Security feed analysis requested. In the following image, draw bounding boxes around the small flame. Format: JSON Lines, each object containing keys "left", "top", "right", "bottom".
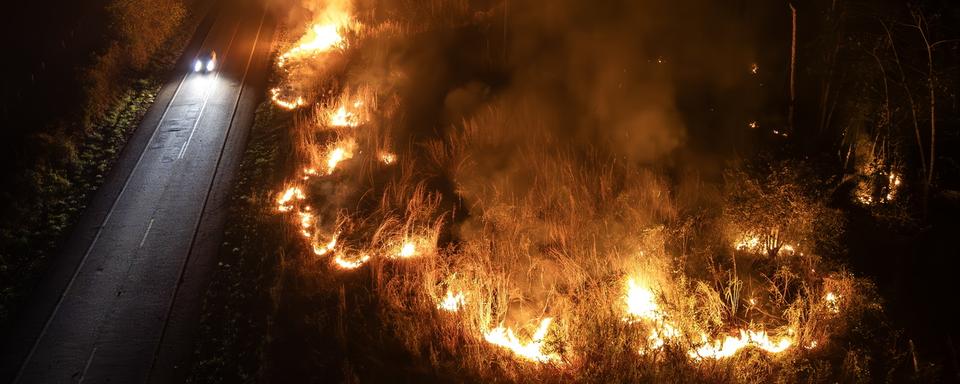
{"left": 270, "top": 87, "right": 306, "bottom": 110}
{"left": 277, "top": 186, "right": 305, "bottom": 212}
{"left": 751, "top": 63, "right": 760, "bottom": 74}
{"left": 438, "top": 290, "right": 465, "bottom": 312}
{"left": 483, "top": 318, "right": 560, "bottom": 363}
{"left": 325, "top": 139, "right": 356, "bottom": 175}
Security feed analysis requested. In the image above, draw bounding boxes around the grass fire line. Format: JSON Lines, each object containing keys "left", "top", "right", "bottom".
{"left": 262, "top": 0, "right": 875, "bottom": 380}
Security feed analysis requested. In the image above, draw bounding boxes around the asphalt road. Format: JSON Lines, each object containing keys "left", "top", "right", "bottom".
{"left": 0, "top": 2, "right": 275, "bottom": 383}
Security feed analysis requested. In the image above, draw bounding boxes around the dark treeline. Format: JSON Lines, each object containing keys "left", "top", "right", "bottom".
{"left": 763, "top": 0, "right": 960, "bottom": 377}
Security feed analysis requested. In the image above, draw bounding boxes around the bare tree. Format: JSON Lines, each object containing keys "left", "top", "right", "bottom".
{"left": 788, "top": 2, "right": 797, "bottom": 134}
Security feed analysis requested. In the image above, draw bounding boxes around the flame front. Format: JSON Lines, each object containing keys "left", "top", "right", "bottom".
{"left": 312, "top": 234, "right": 338, "bottom": 256}
{"left": 483, "top": 318, "right": 560, "bottom": 363}
{"left": 333, "top": 252, "right": 370, "bottom": 269}
{"left": 688, "top": 330, "right": 793, "bottom": 360}
{"left": 278, "top": 22, "right": 348, "bottom": 67}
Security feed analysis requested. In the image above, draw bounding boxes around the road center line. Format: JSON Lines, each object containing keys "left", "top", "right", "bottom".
{"left": 147, "top": 7, "right": 268, "bottom": 380}
{"left": 77, "top": 346, "right": 97, "bottom": 384}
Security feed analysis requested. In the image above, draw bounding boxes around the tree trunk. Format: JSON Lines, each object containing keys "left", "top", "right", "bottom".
{"left": 788, "top": 3, "right": 797, "bottom": 134}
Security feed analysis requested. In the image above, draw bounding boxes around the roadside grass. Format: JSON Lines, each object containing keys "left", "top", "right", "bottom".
{"left": 189, "top": 100, "right": 291, "bottom": 383}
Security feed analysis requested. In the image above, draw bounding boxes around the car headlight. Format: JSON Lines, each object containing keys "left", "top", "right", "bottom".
{"left": 194, "top": 60, "right": 203, "bottom": 72}
{"left": 206, "top": 60, "right": 216, "bottom": 71}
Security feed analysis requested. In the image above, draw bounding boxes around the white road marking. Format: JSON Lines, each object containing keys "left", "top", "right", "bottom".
{"left": 139, "top": 218, "right": 155, "bottom": 248}
{"left": 177, "top": 78, "right": 218, "bottom": 159}
{"left": 77, "top": 346, "right": 97, "bottom": 384}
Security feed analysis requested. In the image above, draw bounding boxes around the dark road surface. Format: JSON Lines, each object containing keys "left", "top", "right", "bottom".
{"left": 0, "top": 2, "right": 275, "bottom": 383}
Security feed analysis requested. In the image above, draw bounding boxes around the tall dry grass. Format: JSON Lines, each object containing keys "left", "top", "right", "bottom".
{"left": 265, "top": 2, "right": 900, "bottom": 382}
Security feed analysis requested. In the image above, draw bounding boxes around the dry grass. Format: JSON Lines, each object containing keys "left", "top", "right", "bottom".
{"left": 259, "top": 2, "right": 908, "bottom": 382}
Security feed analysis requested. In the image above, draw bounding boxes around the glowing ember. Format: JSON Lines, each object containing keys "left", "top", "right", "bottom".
{"left": 278, "top": 22, "right": 348, "bottom": 67}
{"left": 277, "top": 186, "right": 305, "bottom": 212}
{"left": 688, "top": 330, "right": 793, "bottom": 360}
{"left": 483, "top": 318, "right": 560, "bottom": 363}
{"left": 379, "top": 151, "right": 396, "bottom": 165}
{"left": 748, "top": 121, "right": 759, "bottom": 129}
{"left": 270, "top": 87, "right": 306, "bottom": 110}
{"left": 751, "top": 63, "right": 760, "bottom": 74}
{"left": 312, "top": 234, "right": 338, "bottom": 256}
{"left": 437, "top": 290, "right": 465, "bottom": 312}
{"left": 333, "top": 253, "right": 371, "bottom": 269}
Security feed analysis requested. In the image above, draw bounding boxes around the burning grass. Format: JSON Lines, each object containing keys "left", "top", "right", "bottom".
{"left": 268, "top": 93, "right": 890, "bottom": 380}
{"left": 255, "top": 1, "right": 909, "bottom": 382}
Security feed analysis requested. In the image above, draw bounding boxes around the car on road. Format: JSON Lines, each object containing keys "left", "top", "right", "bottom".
{"left": 193, "top": 51, "right": 217, "bottom": 73}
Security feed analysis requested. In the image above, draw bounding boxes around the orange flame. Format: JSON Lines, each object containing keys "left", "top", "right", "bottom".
{"left": 483, "top": 318, "right": 560, "bottom": 363}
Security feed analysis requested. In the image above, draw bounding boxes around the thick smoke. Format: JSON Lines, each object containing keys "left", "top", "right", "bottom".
{"left": 276, "top": 0, "right": 765, "bottom": 325}
{"left": 498, "top": 1, "right": 687, "bottom": 163}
